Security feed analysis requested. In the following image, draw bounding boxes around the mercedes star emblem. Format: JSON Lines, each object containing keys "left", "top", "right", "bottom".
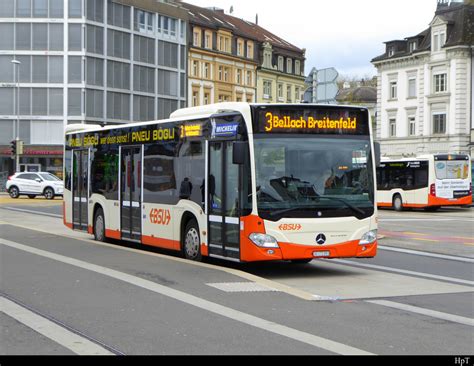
{"left": 316, "top": 234, "right": 327, "bottom": 245}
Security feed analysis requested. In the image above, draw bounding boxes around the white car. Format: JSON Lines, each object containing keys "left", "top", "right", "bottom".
{"left": 6, "top": 172, "right": 64, "bottom": 200}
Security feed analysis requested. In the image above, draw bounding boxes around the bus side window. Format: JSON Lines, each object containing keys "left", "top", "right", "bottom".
{"left": 179, "top": 178, "right": 193, "bottom": 199}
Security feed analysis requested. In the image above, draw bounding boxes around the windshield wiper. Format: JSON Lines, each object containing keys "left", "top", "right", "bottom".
{"left": 318, "top": 196, "right": 365, "bottom": 216}
{"left": 269, "top": 206, "right": 311, "bottom": 218}
{"left": 268, "top": 198, "right": 366, "bottom": 219}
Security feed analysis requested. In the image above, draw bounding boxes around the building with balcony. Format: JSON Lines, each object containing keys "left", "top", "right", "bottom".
{"left": 371, "top": 0, "right": 473, "bottom": 160}
{"left": 0, "top": 0, "right": 188, "bottom": 178}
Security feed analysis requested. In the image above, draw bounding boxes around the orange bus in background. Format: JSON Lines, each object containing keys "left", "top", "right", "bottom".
{"left": 376, "top": 154, "right": 472, "bottom": 211}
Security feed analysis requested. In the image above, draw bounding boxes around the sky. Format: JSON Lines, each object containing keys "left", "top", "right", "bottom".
{"left": 185, "top": 0, "right": 438, "bottom": 79}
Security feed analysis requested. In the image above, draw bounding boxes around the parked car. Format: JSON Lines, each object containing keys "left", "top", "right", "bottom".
{"left": 6, "top": 172, "right": 64, "bottom": 200}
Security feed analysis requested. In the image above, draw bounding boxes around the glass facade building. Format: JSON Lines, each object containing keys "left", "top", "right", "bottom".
{"left": 0, "top": 0, "right": 187, "bottom": 181}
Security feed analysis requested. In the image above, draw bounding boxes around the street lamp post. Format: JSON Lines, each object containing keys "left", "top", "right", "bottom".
{"left": 11, "top": 59, "right": 21, "bottom": 172}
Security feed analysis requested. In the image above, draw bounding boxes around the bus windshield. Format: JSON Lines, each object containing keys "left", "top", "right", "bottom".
{"left": 254, "top": 136, "right": 375, "bottom": 221}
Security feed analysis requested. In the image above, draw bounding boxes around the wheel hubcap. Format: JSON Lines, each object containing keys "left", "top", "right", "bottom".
{"left": 185, "top": 228, "right": 200, "bottom": 259}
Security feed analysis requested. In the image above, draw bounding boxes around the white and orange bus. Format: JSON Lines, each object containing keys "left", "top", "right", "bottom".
{"left": 376, "top": 154, "right": 472, "bottom": 211}
{"left": 63, "top": 103, "right": 378, "bottom": 263}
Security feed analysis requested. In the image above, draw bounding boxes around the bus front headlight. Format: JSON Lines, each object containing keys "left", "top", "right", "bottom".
{"left": 249, "top": 233, "right": 279, "bottom": 248}
{"left": 359, "top": 230, "right": 377, "bottom": 245}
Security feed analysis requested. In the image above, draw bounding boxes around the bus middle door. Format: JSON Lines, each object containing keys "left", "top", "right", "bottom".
{"left": 207, "top": 141, "right": 241, "bottom": 261}
{"left": 72, "top": 149, "right": 89, "bottom": 232}
{"left": 120, "top": 146, "right": 143, "bottom": 242}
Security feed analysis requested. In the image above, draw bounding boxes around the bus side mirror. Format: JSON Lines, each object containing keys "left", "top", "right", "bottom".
{"left": 374, "top": 142, "right": 381, "bottom": 167}
{"left": 233, "top": 141, "right": 248, "bottom": 165}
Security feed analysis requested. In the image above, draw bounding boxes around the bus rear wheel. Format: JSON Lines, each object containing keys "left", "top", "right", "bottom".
{"left": 183, "top": 220, "right": 202, "bottom": 262}
{"left": 393, "top": 194, "right": 404, "bottom": 212}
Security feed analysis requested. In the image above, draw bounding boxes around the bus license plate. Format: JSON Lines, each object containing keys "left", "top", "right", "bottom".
{"left": 313, "top": 251, "right": 330, "bottom": 258}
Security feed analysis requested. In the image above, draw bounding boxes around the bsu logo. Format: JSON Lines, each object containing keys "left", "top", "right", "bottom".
{"left": 150, "top": 208, "right": 171, "bottom": 226}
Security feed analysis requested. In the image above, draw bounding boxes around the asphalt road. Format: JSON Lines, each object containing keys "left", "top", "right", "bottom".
{"left": 0, "top": 198, "right": 472, "bottom": 355}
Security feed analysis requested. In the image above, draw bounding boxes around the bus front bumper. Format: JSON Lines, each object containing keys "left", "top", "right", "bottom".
{"left": 241, "top": 239, "right": 378, "bottom": 262}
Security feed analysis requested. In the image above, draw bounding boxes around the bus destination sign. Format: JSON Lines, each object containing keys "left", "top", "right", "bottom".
{"left": 254, "top": 106, "right": 369, "bottom": 136}
{"left": 263, "top": 112, "right": 357, "bottom": 133}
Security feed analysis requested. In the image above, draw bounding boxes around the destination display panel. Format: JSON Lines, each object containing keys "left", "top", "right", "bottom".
{"left": 252, "top": 105, "right": 370, "bottom": 136}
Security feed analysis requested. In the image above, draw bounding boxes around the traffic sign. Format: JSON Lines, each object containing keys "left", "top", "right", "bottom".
{"left": 317, "top": 68, "right": 338, "bottom": 83}
{"left": 305, "top": 67, "right": 317, "bottom": 84}
{"left": 316, "top": 83, "right": 339, "bottom": 103}
{"left": 303, "top": 67, "right": 339, "bottom": 104}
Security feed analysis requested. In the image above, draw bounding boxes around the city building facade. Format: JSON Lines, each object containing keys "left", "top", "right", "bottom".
{"left": 233, "top": 15, "right": 306, "bottom": 104}
{"left": 181, "top": 3, "right": 305, "bottom": 107}
{"left": 256, "top": 39, "right": 306, "bottom": 104}
{"left": 0, "top": 0, "right": 188, "bottom": 179}
{"left": 182, "top": 3, "right": 258, "bottom": 106}
{"left": 371, "top": 0, "right": 473, "bottom": 160}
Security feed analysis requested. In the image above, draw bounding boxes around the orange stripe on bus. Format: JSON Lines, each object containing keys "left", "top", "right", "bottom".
{"left": 378, "top": 194, "right": 472, "bottom": 209}
{"left": 105, "top": 229, "right": 121, "bottom": 240}
{"left": 141, "top": 235, "right": 180, "bottom": 251}
{"left": 428, "top": 195, "right": 472, "bottom": 206}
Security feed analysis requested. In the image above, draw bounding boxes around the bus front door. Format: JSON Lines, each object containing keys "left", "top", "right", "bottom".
{"left": 208, "top": 141, "right": 241, "bottom": 261}
{"left": 72, "top": 149, "right": 89, "bottom": 232}
{"left": 120, "top": 146, "right": 142, "bottom": 242}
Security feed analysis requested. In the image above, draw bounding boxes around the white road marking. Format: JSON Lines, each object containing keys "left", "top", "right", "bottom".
{"left": 278, "top": 261, "right": 472, "bottom": 301}
{"left": 329, "top": 259, "right": 474, "bottom": 286}
{"left": 0, "top": 219, "right": 315, "bottom": 301}
{"left": 207, "top": 282, "right": 279, "bottom": 293}
{"left": 367, "top": 300, "right": 474, "bottom": 327}
{"left": 378, "top": 245, "right": 474, "bottom": 263}
{"left": 380, "top": 218, "right": 474, "bottom": 222}
{"left": 2, "top": 207, "right": 62, "bottom": 218}
{"left": 0, "top": 297, "right": 114, "bottom": 355}
{"left": 0, "top": 238, "right": 373, "bottom": 355}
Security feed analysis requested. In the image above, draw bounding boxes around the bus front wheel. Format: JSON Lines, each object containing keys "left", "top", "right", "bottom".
{"left": 393, "top": 194, "right": 404, "bottom": 212}
{"left": 183, "top": 219, "right": 202, "bottom": 262}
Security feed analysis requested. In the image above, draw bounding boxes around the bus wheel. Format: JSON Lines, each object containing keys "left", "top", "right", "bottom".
{"left": 94, "top": 208, "right": 106, "bottom": 242}
{"left": 183, "top": 220, "right": 202, "bottom": 262}
{"left": 393, "top": 194, "right": 404, "bottom": 212}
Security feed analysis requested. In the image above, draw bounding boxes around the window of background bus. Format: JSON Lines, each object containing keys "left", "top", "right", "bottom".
{"left": 377, "top": 161, "right": 428, "bottom": 191}
{"left": 434, "top": 159, "right": 470, "bottom": 180}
